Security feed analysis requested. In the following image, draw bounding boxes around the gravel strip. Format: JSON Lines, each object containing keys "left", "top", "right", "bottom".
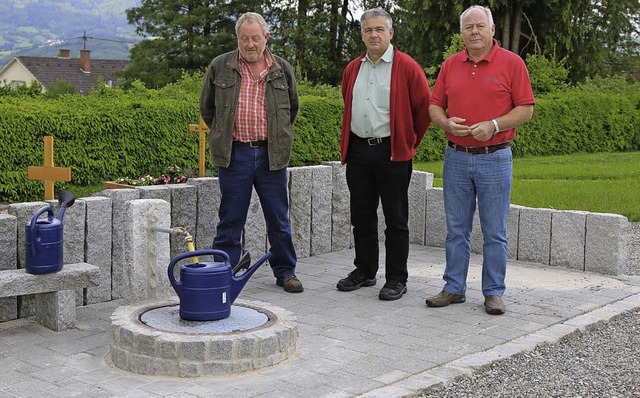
{"left": 420, "top": 309, "right": 640, "bottom": 398}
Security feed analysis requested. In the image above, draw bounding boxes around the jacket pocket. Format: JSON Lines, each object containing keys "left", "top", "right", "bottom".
{"left": 213, "top": 78, "right": 235, "bottom": 106}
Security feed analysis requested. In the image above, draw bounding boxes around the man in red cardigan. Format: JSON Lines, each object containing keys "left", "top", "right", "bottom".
{"left": 337, "top": 7, "right": 431, "bottom": 300}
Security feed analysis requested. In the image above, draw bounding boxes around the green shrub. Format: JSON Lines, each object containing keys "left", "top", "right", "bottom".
{"left": 1, "top": 74, "right": 639, "bottom": 203}
{"left": 526, "top": 53, "right": 569, "bottom": 94}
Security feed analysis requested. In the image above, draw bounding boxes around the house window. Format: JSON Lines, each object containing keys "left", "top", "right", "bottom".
{"left": 11, "top": 80, "right": 26, "bottom": 88}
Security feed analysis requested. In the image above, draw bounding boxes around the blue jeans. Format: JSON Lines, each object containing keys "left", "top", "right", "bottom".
{"left": 213, "top": 143, "right": 297, "bottom": 279}
{"left": 442, "top": 145, "right": 512, "bottom": 297}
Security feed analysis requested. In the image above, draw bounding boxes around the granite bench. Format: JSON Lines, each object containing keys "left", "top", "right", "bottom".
{"left": 0, "top": 263, "right": 100, "bottom": 331}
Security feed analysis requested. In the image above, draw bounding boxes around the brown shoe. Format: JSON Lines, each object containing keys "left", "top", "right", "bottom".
{"left": 425, "top": 289, "right": 466, "bottom": 307}
{"left": 276, "top": 275, "right": 303, "bottom": 293}
{"left": 484, "top": 295, "right": 506, "bottom": 315}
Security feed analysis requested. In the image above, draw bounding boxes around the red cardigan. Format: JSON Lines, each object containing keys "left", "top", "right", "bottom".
{"left": 340, "top": 47, "right": 431, "bottom": 164}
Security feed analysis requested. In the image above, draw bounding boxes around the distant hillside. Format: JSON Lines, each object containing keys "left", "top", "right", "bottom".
{"left": 0, "top": 0, "right": 141, "bottom": 67}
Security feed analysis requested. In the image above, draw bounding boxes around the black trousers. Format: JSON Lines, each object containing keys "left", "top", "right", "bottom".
{"left": 345, "top": 136, "right": 412, "bottom": 283}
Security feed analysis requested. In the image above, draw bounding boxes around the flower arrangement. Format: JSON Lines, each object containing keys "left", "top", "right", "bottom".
{"left": 114, "top": 165, "right": 196, "bottom": 186}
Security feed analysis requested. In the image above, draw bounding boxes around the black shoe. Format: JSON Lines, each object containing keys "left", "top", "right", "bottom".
{"left": 379, "top": 280, "right": 407, "bottom": 301}
{"left": 336, "top": 269, "right": 376, "bottom": 291}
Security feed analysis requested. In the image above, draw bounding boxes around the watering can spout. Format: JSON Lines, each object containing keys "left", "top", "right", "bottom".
{"left": 230, "top": 251, "right": 272, "bottom": 304}
{"left": 56, "top": 190, "right": 75, "bottom": 221}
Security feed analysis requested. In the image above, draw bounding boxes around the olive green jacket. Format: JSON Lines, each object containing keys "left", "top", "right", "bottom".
{"left": 199, "top": 49, "right": 299, "bottom": 170}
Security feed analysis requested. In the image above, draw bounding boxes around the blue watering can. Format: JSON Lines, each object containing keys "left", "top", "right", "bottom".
{"left": 167, "top": 249, "right": 272, "bottom": 321}
{"left": 24, "top": 190, "right": 75, "bottom": 274}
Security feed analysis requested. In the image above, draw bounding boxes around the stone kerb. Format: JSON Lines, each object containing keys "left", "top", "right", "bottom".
{"left": 168, "top": 184, "right": 198, "bottom": 260}
{"left": 507, "top": 205, "right": 524, "bottom": 260}
{"left": 289, "top": 166, "right": 314, "bottom": 258}
{"left": 100, "top": 188, "right": 140, "bottom": 300}
{"left": 122, "top": 199, "right": 172, "bottom": 304}
{"left": 409, "top": 171, "right": 432, "bottom": 245}
{"left": 186, "top": 177, "right": 219, "bottom": 252}
{"left": 585, "top": 212, "right": 628, "bottom": 275}
{"left": 83, "top": 196, "right": 113, "bottom": 304}
{"left": 517, "top": 207, "right": 553, "bottom": 264}
{"left": 470, "top": 211, "right": 482, "bottom": 254}
{"left": 7, "top": 201, "right": 47, "bottom": 317}
{"left": 48, "top": 198, "right": 86, "bottom": 306}
{"left": 0, "top": 213, "right": 17, "bottom": 321}
{"left": 325, "top": 161, "right": 352, "bottom": 251}
{"left": 425, "top": 188, "right": 446, "bottom": 248}
{"left": 245, "top": 188, "right": 268, "bottom": 259}
{"left": 311, "top": 166, "right": 332, "bottom": 255}
{"left": 551, "top": 210, "right": 588, "bottom": 270}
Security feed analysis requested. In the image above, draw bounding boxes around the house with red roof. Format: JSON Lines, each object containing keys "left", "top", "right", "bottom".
{"left": 0, "top": 49, "right": 129, "bottom": 94}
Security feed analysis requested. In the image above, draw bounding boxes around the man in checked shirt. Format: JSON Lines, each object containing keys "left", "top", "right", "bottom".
{"left": 199, "top": 12, "right": 302, "bottom": 293}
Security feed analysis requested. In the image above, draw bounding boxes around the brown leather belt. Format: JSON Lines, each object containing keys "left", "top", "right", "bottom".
{"left": 234, "top": 140, "right": 267, "bottom": 147}
{"left": 448, "top": 141, "right": 511, "bottom": 154}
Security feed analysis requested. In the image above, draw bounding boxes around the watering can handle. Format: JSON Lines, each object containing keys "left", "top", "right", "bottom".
{"left": 28, "top": 206, "right": 54, "bottom": 257}
{"left": 167, "top": 249, "right": 231, "bottom": 289}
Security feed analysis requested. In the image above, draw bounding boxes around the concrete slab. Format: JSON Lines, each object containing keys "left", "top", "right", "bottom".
{"left": 0, "top": 245, "right": 638, "bottom": 397}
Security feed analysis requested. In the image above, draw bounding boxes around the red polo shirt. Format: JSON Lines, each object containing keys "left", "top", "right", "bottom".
{"left": 430, "top": 39, "right": 535, "bottom": 146}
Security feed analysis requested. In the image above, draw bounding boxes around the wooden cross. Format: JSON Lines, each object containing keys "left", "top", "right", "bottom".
{"left": 188, "top": 117, "right": 208, "bottom": 177}
{"left": 28, "top": 136, "right": 71, "bottom": 200}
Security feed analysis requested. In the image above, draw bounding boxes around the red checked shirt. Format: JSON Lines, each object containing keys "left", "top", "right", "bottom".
{"left": 234, "top": 50, "right": 273, "bottom": 142}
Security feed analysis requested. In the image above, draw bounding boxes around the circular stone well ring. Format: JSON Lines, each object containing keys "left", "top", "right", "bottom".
{"left": 109, "top": 298, "right": 299, "bottom": 377}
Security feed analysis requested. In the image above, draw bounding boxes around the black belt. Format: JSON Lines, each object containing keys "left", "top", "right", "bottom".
{"left": 448, "top": 141, "right": 511, "bottom": 154}
{"left": 234, "top": 140, "right": 267, "bottom": 147}
{"left": 350, "top": 134, "right": 390, "bottom": 146}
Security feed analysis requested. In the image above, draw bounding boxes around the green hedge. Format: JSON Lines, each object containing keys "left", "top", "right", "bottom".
{"left": 1, "top": 82, "right": 639, "bottom": 203}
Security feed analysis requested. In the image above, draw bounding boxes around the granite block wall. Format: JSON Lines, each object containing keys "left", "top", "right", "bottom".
{"left": 48, "top": 198, "right": 86, "bottom": 305}
{"left": 244, "top": 188, "right": 268, "bottom": 261}
{"left": 168, "top": 184, "right": 198, "bottom": 260}
{"left": 289, "top": 167, "right": 314, "bottom": 258}
{"left": 0, "top": 167, "right": 634, "bottom": 324}
{"left": 585, "top": 213, "right": 629, "bottom": 275}
{"left": 7, "top": 201, "right": 47, "bottom": 317}
{"left": 551, "top": 210, "right": 587, "bottom": 270}
{"left": 326, "top": 161, "right": 351, "bottom": 252}
{"left": 83, "top": 196, "right": 113, "bottom": 304}
{"left": 409, "top": 171, "right": 431, "bottom": 245}
{"left": 425, "top": 188, "right": 446, "bottom": 248}
{"left": 0, "top": 214, "right": 17, "bottom": 321}
{"left": 186, "top": 177, "right": 219, "bottom": 252}
{"left": 100, "top": 188, "right": 140, "bottom": 299}
{"left": 310, "top": 166, "right": 332, "bottom": 256}
{"left": 518, "top": 207, "right": 553, "bottom": 265}
{"left": 123, "top": 199, "right": 172, "bottom": 303}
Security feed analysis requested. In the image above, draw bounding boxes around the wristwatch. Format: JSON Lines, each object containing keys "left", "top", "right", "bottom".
{"left": 491, "top": 118, "right": 500, "bottom": 135}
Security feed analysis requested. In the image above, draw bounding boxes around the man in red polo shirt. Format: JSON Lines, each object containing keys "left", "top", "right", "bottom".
{"left": 425, "top": 5, "right": 535, "bottom": 314}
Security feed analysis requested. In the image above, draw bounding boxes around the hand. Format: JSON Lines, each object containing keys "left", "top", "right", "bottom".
{"left": 446, "top": 117, "right": 471, "bottom": 137}
{"left": 470, "top": 121, "right": 494, "bottom": 142}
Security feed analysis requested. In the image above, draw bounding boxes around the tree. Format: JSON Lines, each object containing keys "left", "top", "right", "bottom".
{"left": 121, "top": 0, "right": 263, "bottom": 88}
{"left": 394, "top": 0, "right": 640, "bottom": 83}
{"left": 266, "top": 0, "right": 361, "bottom": 85}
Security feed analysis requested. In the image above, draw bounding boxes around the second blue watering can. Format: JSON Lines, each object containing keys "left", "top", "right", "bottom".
{"left": 168, "top": 249, "right": 272, "bottom": 321}
{"left": 24, "top": 190, "right": 75, "bottom": 274}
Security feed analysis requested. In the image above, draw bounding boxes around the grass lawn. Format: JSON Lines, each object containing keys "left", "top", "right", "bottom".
{"left": 414, "top": 151, "right": 640, "bottom": 222}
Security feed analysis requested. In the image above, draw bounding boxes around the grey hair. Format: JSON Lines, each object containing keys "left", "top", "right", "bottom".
{"left": 360, "top": 8, "right": 393, "bottom": 31}
{"left": 460, "top": 5, "right": 494, "bottom": 29}
{"left": 236, "top": 12, "right": 269, "bottom": 36}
